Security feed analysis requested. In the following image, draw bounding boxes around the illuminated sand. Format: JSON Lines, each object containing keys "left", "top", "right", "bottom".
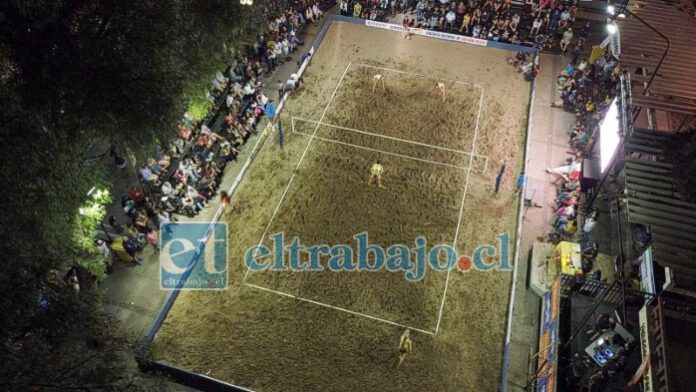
{"left": 151, "top": 22, "right": 531, "bottom": 391}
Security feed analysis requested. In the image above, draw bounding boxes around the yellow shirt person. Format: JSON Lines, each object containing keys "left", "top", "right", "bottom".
{"left": 397, "top": 329, "right": 413, "bottom": 368}
{"left": 368, "top": 161, "right": 384, "bottom": 188}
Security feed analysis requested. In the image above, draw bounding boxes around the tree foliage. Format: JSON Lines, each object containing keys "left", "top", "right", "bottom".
{"left": 0, "top": 0, "right": 276, "bottom": 389}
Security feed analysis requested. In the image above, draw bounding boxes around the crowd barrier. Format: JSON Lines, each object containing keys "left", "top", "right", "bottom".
{"left": 137, "top": 14, "right": 539, "bottom": 392}
{"left": 499, "top": 52, "right": 539, "bottom": 392}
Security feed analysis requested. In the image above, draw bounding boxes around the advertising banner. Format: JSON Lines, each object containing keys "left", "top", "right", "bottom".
{"left": 537, "top": 278, "right": 560, "bottom": 392}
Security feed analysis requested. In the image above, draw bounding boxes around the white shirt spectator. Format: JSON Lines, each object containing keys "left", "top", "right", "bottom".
{"left": 290, "top": 73, "right": 299, "bottom": 82}
{"left": 243, "top": 83, "right": 255, "bottom": 96}
{"left": 161, "top": 181, "right": 174, "bottom": 195}
{"left": 446, "top": 11, "right": 456, "bottom": 23}
{"left": 583, "top": 216, "right": 597, "bottom": 233}
{"left": 577, "top": 60, "right": 588, "bottom": 71}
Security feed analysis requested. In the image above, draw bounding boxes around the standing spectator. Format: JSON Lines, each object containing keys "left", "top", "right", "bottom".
{"left": 276, "top": 80, "right": 284, "bottom": 99}
{"left": 460, "top": 12, "right": 471, "bottom": 33}
{"left": 550, "top": 7, "right": 561, "bottom": 31}
{"left": 416, "top": 0, "right": 426, "bottom": 21}
{"left": 516, "top": 172, "right": 525, "bottom": 194}
{"left": 353, "top": 2, "right": 363, "bottom": 17}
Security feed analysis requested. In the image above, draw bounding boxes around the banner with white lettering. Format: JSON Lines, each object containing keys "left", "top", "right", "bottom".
{"left": 364, "top": 19, "right": 487, "bottom": 47}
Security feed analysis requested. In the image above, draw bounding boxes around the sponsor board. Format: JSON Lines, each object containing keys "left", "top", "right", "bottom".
{"left": 537, "top": 278, "right": 560, "bottom": 392}
{"left": 364, "top": 19, "right": 487, "bottom": 47}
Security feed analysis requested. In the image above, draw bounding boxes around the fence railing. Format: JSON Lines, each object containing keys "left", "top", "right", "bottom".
{"left": 560, "top": 273, "right": 656, "bottom": 306}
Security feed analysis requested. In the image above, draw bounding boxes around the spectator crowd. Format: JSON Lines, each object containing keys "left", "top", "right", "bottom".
{"left": 340, "top": 0, "right": 589, "bottom": 53}
{"left": 108, "top": 1, "right": 326, "bottom": 265}
{"left": 545, "top": 47, "right": 620, "bottom": 270}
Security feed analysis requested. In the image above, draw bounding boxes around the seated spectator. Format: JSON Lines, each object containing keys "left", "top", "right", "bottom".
{"left": 161, "top": 181, "right": 174, "bottom": 196}
{"left": 560, "top": 28, "right": 573, "bottom": 53}
{"left": 559, "top": 8, "right": 571, "bottom": 30}
{"left": 182, "top": 194, "right": 204, "bottom": 213}
{"left": 177, "top": 123, "right": 192, "bottom": 140}
{"left": 577, "top": 58, "right": 588, "bottom": 72}
{"left": 121, "top": 196, "right": 137, "bottom": 217}
{"left": 242, "top": 82, "right": 256, "bottom": 97}
{"left": 220, "top": 141, "right": 241, "bottom": 163}
{"left": 510, "top": 13, "right": 520, "bottom": 31}
{"left": 445, "top": 9, "right": 456, "bottom": 29}
{"left": 312, "top": 3, "right": 322, "bottom": 20}
{"left": 139, "top": 164, "right": 159, "bottom": 184}
{"left": 306, "top": 6, "right": 316, "bottom": 24}
{"left": 228, "top": 65, "right": 243, "bottom": 83}
{"left": 212, "top": 71, "right": 228, "bottom": 93}
{"left": 533, "top": 33, "right": 546, "bottom": 50}
{"left": 578, "top": 22, "right": 591, "bottom": 47}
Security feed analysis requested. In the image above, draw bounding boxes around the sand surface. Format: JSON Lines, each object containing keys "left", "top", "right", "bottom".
{"left": 152, "top": 22, "right": 531, "bottom": 392}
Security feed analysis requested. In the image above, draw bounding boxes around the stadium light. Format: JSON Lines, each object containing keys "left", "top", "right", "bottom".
{"left": 240, "top": 0, "right": 253, "bottom": 5}
{"left": 607, "top": 5, "right": 615, "bottom": 15}
{"left": 599, "top": 98, "right": 620, "bottom": 172}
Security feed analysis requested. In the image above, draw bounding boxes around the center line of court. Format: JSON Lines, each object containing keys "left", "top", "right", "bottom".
{"left": 292, "top": 116, "right": 479, "bottom": 157}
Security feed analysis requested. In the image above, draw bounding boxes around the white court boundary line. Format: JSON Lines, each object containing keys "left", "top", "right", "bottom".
{"left": 246, "top": 62, "right": 487, "bottom": 335}
{"left": 243, "top": 61, "right": 353, "bottom": 284}
{"left": 244, "top": 61, "right": 436, "bottom": 334}
{"left": 350, "top": 63, "right": 483, "bottom": 156}
{"left": 292, "top": 116, "right": 483, "bottom": 157}
{"left": 434, "top": 87, "right": 486, "bottom": 334}
{"left": 246, "top": 283, "right": 436, "bottom": 335}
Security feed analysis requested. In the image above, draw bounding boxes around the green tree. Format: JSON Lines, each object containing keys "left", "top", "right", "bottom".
{"left": 0, "top": 0, "right": 279, "bottom": 389}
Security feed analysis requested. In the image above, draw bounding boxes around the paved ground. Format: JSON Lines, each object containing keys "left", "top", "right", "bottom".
{"left": 505, "top": 53, "right": 578, "bottom": 391}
